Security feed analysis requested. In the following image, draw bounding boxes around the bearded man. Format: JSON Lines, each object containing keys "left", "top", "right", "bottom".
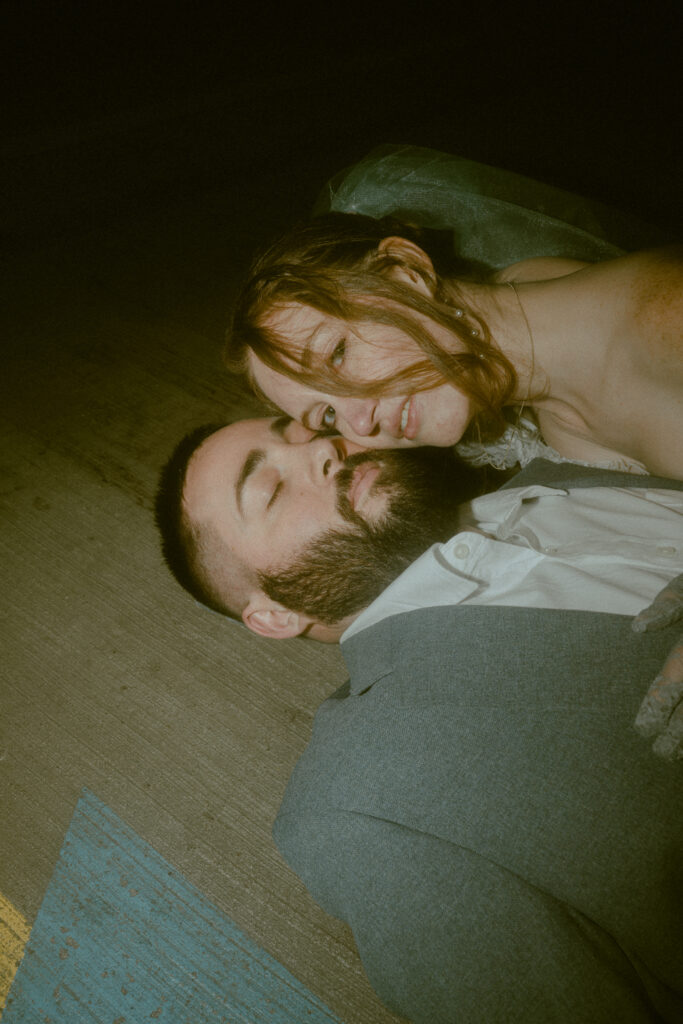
{"left": 157, "top": 416, "right": 683, "bottom": 1024}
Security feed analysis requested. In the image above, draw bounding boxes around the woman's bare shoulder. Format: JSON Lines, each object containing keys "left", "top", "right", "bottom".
{"left": 591, "top": 245, "right": 683, "bottom": 287}
{"left": 626, "top": 246, "right": 683, "bottom": 337}
{"left": 534, "top": 247, "right": 683, "bottom": 333}
{"left": 491, "top": 256, "right": 590, "bottom": 284}
{"left": 629, "top": 245, "right": 683, "bottom": 284}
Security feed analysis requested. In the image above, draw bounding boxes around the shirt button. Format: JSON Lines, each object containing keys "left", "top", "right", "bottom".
{"left": 657, "top": 546, "right": 676, "bottom": 556}
{"left": 544, "top": 546, "right": 559, "bottom": 555}
{"left": 453, "top": 543, "right": 470, "bottom": 559}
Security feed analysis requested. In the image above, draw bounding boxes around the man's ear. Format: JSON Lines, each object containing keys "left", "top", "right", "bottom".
{"left": 377, "top": 236, "right": 435, "bottom": 294}
{"left": 241, "top": 594, "right": 314, "bottom": 639}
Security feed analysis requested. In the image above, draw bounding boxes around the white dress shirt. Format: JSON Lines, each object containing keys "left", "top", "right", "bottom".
{"left": 343, "top": 484, "right": 683, "bottom": 641}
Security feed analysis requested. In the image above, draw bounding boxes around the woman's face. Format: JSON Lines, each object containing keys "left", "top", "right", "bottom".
{"left": 248, "top": 302, "right": 473, "bottom": 449}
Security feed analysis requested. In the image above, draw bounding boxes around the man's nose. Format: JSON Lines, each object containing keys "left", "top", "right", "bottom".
{"left": 339, "top": 398, "right": 378, "bottom": 438}
{"left": 309, "top": 436, "right": 346, "bottom": 484}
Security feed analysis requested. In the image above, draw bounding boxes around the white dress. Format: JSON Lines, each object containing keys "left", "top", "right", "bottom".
{"left": 317, "top": 145, "right": 661, "bottom": 474}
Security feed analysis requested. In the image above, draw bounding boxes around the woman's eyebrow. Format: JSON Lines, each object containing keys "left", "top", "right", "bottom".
{"left": 270, "top": 416, "right": 292, "bottom": 438}
{"left": 301, "top": 322, "right": 327, "bottom": 369}
{"left": 235, "top": 449, "right": 265, "bottom": 517}
{"left": 299, "top": 408, "right": 319, "bottom": 432}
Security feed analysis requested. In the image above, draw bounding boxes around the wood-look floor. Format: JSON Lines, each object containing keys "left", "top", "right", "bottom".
{"left": 0, "top": 125, "right": 405, "bottom": 1024}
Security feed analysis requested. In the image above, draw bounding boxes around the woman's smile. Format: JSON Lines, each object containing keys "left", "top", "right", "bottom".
{"left": 399, "top": 396, "right": 417, "bottom": 439}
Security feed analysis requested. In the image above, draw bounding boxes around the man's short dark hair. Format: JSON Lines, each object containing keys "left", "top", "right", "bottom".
{"left": 155, "top": 424, "right": 239, "bottom": 618}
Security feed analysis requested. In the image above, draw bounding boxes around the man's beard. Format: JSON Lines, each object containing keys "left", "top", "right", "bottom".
{"left": 258, "top": 446, "right": 490, "bottom": 626}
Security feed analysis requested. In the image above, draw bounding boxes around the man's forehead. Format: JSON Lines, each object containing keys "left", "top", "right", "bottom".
{"left": 197, "top": 416, "right": 276, "bottom": 463}
{"left": 184, "top": 418, "right": 280, "bottom": 516}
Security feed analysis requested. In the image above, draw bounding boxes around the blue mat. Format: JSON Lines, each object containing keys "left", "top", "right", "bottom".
{"left": 3, "top": 789, "right": 342, "bottom": 1023}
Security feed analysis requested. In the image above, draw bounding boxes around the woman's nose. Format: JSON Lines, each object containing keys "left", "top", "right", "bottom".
{"left": 339, "top": 398, "right": 378, "bottom": 438}
{"left": 310, "top": 436, "right": 346, "bottom": 483}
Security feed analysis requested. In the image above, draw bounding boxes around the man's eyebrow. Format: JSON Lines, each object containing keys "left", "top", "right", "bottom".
{"left": 235, "top": 448, "right": 265, "bottom": 517}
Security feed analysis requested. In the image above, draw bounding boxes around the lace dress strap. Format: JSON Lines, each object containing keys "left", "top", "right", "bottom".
{"left": 456, "top": 417, "right": 648, "bottom": 474}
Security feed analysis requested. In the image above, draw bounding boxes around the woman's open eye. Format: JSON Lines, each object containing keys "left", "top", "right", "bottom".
{"left": 330, "top": 339, "right": 346, "bottom": 368}
{"left": 321, "top": 405, "right": 337, "bottom": 428}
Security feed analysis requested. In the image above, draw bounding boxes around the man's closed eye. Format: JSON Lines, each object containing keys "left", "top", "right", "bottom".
{"left": 267, "top": 481, "right": 283, "bottom": 509}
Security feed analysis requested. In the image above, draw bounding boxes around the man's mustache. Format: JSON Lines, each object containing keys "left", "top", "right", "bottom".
{"left": 334, "top": 450, "right": 388, "bottom": 528}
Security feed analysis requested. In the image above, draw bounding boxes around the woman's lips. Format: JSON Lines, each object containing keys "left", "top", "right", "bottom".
{"left": 348, "top": 462, "right": 381, "bottom": 511}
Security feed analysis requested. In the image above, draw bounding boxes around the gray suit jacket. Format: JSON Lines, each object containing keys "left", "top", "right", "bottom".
{"left": 274, "top": 463, "right": 683, "bottom": 1024}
